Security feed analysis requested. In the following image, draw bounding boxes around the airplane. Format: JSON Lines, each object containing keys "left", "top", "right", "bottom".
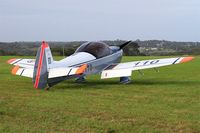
{"left": 7, "top": 41, "right": 194, "bottom": 90}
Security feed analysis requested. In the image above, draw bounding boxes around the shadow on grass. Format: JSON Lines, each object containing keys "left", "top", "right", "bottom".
{"left": 54, "top": 79, "right": 200, "bottom": 90}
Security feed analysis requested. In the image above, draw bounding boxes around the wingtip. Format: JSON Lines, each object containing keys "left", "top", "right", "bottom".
{"left": 11, "top": 65, "right": 20, "bottom": 75}
{"left": 7, "top": 58, "right": 17, "bottom": 64}
{"left": 180, "top": 56, "right": 194, "bottom": 63}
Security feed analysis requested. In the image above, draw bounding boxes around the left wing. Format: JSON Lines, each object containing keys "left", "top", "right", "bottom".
{"left": 7, "top": 58, "right": 35, "bottom": 68}
{"left": 101, "top": 57, "right": 194, "bottom": 79}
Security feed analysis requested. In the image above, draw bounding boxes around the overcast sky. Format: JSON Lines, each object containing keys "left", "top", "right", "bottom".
{"left": 0, "top": 0, "right": 200, "bottom": 42}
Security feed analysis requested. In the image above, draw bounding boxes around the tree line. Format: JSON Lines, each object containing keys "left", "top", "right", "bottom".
{"left": 0, "top": 40, "right": 200, "bottom": 56}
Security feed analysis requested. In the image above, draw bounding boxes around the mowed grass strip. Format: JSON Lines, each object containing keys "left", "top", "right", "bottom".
{"left": 0, "top": 56, "right": 199, "bottom": 133}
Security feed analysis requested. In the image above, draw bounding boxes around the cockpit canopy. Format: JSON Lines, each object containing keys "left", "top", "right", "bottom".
{"left": 75, "top": 42, "right": 112, "bottom": 59}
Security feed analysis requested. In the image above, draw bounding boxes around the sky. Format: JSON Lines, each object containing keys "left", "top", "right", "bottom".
{"left": 0, "top": 0, "right": 200, "bottom": 42}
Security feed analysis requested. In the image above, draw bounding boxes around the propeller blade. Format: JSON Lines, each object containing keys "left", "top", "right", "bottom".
{"left": 119, "top": 41, "right": 132, "bottom": 49}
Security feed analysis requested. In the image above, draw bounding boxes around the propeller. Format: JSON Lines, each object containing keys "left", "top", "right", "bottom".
{"left": 119, "top": 41, "right": 132, "bottom": 49}
{"left": 119, "top": 41, "right": 139, "bottom": 49}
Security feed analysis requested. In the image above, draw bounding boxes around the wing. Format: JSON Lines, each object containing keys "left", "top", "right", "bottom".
{"left": 7, "top": 58, "right": 35, "bottom": 68}
{"left": 101, "top": 57, "right": 194, "bottom": 79}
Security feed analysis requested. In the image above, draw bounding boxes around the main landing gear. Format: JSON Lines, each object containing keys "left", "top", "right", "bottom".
{"left": 75, "top": 76, "right": 86, "bottom": 83}
{"left": 45, "top": 85, "right": 51, "bottom": 91}
{"left": 120, "top": 77, "right": 131, "bottom": 84}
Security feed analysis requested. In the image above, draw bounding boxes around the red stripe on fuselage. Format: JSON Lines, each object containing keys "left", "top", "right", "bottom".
{"left": 34, "top": 42, "right": 46, "bottom": 89}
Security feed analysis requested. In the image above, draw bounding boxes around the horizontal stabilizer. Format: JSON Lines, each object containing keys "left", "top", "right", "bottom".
{"left": 11, "top": 65, "right": 33, "bottom": 78}
{"left": 7, "top": 58, "right": 35, "bottom": 68}
{"left": 47, "top": 64, "right": 88, "bottom": 87}
{"left": 48, "top": 64, "right": 88, "bottom": 79}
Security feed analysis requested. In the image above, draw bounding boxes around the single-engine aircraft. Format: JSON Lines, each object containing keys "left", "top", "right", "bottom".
{"left": 7, "top": 41, "right": 194, "bottom": 90}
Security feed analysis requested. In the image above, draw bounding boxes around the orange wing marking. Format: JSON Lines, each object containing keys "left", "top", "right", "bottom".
{"left": 180, "top": 57, "right": 194, "bottom": 63}
{"left": 76, "top": 64, "right": 88, "bottom": 74}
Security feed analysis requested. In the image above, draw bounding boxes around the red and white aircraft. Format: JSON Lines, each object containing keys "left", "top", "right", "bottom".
{"left": 7, "top": 41, "right": 194, "bottom": 90}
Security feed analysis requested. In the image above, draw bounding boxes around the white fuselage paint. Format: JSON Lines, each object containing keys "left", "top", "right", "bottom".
{"left": 51, "top": 52, "right": 96, "bottom": 68}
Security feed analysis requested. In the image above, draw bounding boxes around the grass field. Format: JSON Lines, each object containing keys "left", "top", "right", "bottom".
{"left": 0, "top": 56, "right": 200, "bottom": 133}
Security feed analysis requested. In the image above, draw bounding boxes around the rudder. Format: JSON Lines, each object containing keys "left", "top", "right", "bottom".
{"left": 33, "top": 41, "right": 53, "bottom": 89}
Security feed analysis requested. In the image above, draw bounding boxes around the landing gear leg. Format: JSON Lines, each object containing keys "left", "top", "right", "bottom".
{"left": 75, "top": 76, "right": 86, "bottom": 83}
{"left": 120, "top": 77, "right": 131, "bottom": 84}
{"left": 45, "top": 85, "right": 51, "bottom": 91}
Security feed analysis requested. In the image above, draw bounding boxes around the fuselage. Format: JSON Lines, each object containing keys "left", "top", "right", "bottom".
{"left": 51, "top": 42, "right": 123, "bottom": 75}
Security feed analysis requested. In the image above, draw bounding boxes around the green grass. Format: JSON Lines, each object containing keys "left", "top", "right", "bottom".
{"left": 0, "top": 56, "right": 199, "bottom": 133}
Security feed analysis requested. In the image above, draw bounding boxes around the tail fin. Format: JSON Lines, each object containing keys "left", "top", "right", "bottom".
{"left": 33, "top": 41, "right": 53, "bottom": 89}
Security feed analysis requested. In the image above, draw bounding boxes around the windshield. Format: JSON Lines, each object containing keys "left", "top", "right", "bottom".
{"left": 75, "top": 42, "right": 111, "bottom": 59}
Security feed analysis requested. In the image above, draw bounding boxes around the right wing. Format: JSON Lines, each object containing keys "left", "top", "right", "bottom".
{"left": 101, "top": 57, "right": 194, "bottom": 79}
